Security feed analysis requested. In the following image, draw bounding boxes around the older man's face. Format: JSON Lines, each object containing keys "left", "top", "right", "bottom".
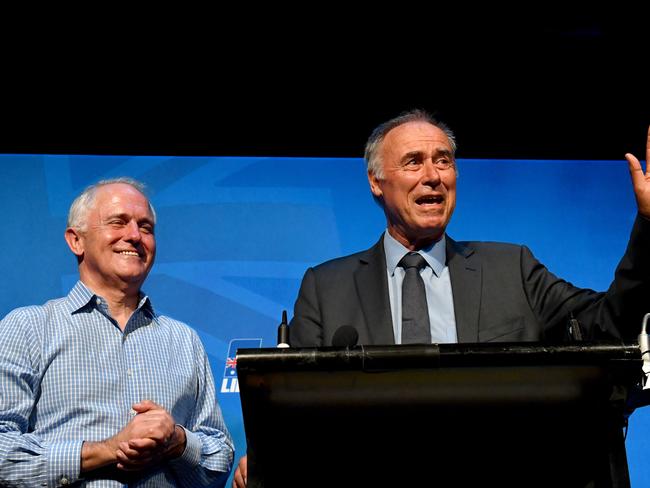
{"left": 72, "top": 183, "right": 156, "bottom": 290}
{"left": 368, "top": 121, "right": 457, "bottom": 250}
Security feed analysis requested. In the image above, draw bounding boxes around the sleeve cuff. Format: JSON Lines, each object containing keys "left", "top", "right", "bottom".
{"left": 47, "top": 440, "right": 83, "bottom": 487}
{"left": 169, "top": 426, "right": 201, "bottom": 469}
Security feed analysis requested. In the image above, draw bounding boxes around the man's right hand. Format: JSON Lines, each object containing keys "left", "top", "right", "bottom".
{"left": 232, "top": 455, "right": 247, "bottom": 488}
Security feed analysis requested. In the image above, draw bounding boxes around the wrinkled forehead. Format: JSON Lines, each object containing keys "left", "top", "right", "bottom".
{"left": 382, "top": 121, "right": 453, "bottom": 157}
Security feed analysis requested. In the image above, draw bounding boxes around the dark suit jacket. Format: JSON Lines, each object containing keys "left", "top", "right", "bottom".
{"left": 290, "top": 215, "right": 650, "bottom": 347}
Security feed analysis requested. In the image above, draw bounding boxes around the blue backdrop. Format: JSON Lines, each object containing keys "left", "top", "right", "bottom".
{"left": 1, "top": 155, "right": 648, "bottom": 486}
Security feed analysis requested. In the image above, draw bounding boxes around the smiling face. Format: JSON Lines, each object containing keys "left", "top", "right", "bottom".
{"left": 368, "top": 121, "right": 457, "bottom": 250}
{"left": 65, "top": 183, "right": 156, "bottom": 295}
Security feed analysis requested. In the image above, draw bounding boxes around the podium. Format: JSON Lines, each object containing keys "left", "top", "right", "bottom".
{"left": 236, "top": 342, "right": 643, "bottom": 488}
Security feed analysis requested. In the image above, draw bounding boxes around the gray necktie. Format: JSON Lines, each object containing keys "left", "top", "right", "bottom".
{"left": 399, "top": 252, "right": 432, "bottom": 344}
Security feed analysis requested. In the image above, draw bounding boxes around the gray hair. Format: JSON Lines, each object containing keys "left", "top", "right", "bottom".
{"left": 67, "top": 177, "right": 157, "bottom": 231}
{"left": 364, "top": 109, "right": 457, "bottom": 179}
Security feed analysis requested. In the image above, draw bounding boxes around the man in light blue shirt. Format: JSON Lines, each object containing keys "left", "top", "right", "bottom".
{"left": 0, "top": 178, "right": 234, "bottom": 487}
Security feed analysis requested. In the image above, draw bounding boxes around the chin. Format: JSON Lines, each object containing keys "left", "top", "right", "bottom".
{"left": 416, "top": 220, "right": 445, "bottom": 232}
{"left": 414, "top": 226, "right": 445, "bottom": 242}
{"left": 117, "top": 269, "right": 148, "bottom": 282}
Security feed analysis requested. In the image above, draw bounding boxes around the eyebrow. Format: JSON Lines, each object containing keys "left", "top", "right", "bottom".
{"left": 105, "top": 212, "right": 155, "bottom": 226}
{"left": 401, "top": 151, "right": 423, "bottom": 161}
{"left": 401, "top": 148, "right": 453, "bottom": 162}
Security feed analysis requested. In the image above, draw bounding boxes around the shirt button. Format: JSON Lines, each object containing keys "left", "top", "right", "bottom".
{"left": 130, "top": 409, "right": 137, "bottom": 417}
{"left": 60, "top": 476, "right": 70, "bottom": 485}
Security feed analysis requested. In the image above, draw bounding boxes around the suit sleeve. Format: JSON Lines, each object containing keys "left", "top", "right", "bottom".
{"left": 522, "top": 214, "right": 650, "bottom": 342}
{"left": 289, "top": 267, "right": 325, "bottom": 347}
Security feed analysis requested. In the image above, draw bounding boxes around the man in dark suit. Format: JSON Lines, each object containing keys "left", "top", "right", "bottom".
{"left": 232, "top": 109, "right": 650, "bottom": 487}
{"left": 290, "top": 109, "right": 650, "bottom": 347}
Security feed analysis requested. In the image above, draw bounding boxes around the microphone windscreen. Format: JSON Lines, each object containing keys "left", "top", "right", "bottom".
{"left": 331, "top": 325, "right": 359, "bottom": 347}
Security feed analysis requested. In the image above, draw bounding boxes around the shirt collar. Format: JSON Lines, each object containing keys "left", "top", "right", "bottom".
{"left": 383, "top": 231, "right": 447, "bottom": 277}
{"left": 64, "top": 280, "right": 154, "bottom": 317}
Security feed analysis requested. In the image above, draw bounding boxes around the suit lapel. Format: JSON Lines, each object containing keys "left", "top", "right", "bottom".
{"left": 354, "top": 238, "right": 395, "bottom": 345}
{"left": 447, "top": 236, "right": 482, "bottom": 343}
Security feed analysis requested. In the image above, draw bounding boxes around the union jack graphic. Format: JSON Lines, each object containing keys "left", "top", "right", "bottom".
{"left": 223, "top": 338, "right": 263, "bottom": 378}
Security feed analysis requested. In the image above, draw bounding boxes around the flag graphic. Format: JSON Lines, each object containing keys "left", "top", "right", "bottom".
{"left": 223, "top": 338, "right": 263, "bottom": 379}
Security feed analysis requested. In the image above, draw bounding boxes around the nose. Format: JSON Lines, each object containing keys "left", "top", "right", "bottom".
{"left": 124, "top": 220, "right": 142, "bottom": 242}
{"left": 421, "top": 159, "right": 442, "bottom": 185}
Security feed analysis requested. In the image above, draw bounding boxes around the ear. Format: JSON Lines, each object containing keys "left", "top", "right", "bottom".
{"left": 64, "top": 227, "right": 85, "bottom": 257}
{"left": 368, "top": 171, "right": 383, "bottom": 199}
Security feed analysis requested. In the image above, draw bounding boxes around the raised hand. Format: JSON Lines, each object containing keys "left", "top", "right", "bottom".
{"left": 625, "top": 125, "right": 650, "bottom": 219}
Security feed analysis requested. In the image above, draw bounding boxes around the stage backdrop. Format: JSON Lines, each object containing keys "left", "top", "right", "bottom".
{"left": 1, "top": 155, "right": 648, "bottom": 486}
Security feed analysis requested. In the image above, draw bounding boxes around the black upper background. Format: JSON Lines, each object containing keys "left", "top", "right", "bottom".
{"left": 2, "top": 11, "right": 647, "bottom": 161}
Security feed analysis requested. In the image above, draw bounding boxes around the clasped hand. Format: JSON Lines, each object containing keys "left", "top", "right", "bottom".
{"left": 110, "top": 400, "right": 185, "bottom": 471}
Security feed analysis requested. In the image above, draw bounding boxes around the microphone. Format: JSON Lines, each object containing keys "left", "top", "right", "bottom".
{"left": 277, "top": 310, "right": 290, "bottom": 348}
{"left": 567, "top": 312, "right": 583, "bottom": 341}
{"left": 332, "top": 325, "right": 359, "bottom": 348}
{"left": 639, "top": 313, "right": 650, "bottom": 389}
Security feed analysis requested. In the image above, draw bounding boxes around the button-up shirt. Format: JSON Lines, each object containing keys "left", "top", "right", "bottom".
{"left": 384, "top": 231, "right": 458, "bottom": 343}
{"left": 0, "top": 281, "right": 233, "bottom": 487}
